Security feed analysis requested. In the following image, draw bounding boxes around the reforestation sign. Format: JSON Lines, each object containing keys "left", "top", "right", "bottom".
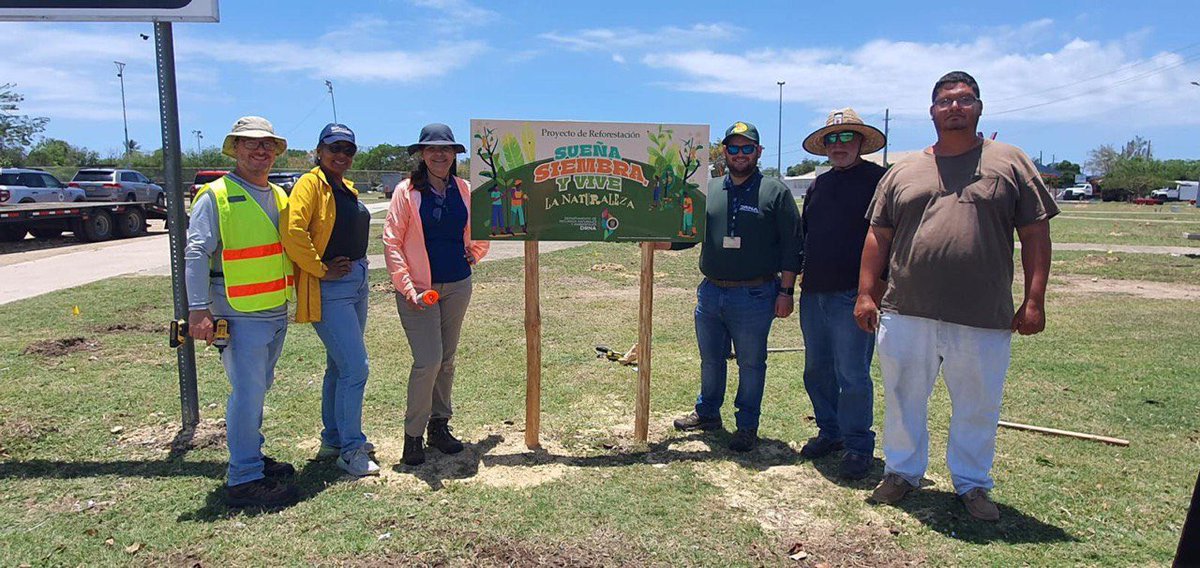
{"left": 469, "top": 119, "right": 709, "bottom": 242}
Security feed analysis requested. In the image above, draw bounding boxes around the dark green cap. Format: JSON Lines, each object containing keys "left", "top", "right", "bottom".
{"left": 721, "top": 121, "right": 760, "bottom": 145}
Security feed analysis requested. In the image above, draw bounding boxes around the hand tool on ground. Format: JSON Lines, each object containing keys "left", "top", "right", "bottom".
{"left": 727, "top": 346, "right": 805, "bottom": 359}
{"left": 998, "top": 420, "right": 1129, "bottom": 446}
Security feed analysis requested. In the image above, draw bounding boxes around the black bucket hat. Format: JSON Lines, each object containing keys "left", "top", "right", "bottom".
{"left": 407, "top": 123, "right": 466, "bottom": 155}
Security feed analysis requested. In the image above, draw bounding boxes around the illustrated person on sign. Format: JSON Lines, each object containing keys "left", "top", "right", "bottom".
{"left": 857, "top": 71, "right": 1058, "bottom": 521}
{"left": 488, "top": 183, "right": 505, "bottom": 236}
{"left": 185, "top": 116, "right": 298, "bottom": 508}
{"left": 382, "top": 123, "right": 490, "bottom": 467}
{"left": 794, "top": 108, "right": 888, "bottom": 480}
{"left": 679, "top": 193, "right": 696, "bottom": 237}
{"left": 510, "top": 179, "right": 527, "bottom": 234}
{"left": 658, "top": 121, "right": 801, "bottom": 453}
{"left": 281, "top": 123, "right": 379, "bottom": 477}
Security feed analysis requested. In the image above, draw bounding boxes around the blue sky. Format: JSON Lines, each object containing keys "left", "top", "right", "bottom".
{"left": 3, "top": 0, "right": 1200, "bottom": 172}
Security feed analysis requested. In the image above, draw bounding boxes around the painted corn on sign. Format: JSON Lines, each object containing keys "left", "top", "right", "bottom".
{"left": 469, "top": 119, "right": 709, "bottom": 242}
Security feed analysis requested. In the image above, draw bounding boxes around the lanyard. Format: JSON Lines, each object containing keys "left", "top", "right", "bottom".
{"left": 724, "top": 174, "right": 755, "bottom": 237}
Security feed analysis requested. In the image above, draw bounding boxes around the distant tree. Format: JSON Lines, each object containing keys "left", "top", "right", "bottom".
{"left": 356, "top": 143, "right": 417, "bottom": 171}
{"left": 1053, "top": 159, "right": 1082, "bottom": 188}
{"left": 458, "top": 156, "right": 471, "bottom": 175}
{"left": 708, "top": 140, "right": 725, "bottom": 178}
{"left": 786, "top": 159, "right": 822, "bottom": 176}
{"left": 26, "top": 138, "right": 99, "bottom": 166}
{"left": 1121, "top": 135, "right": 1152, "bottom": 160}
{"left": 1085, "top": 144, "right": 1120, "bottom": 176}
{"left": 0, "top": 83, "right": 49, "bottom": 166}
{"left": 1101, "top": 157, "right": 1171, "bottom": 198}
{"left": 761, "top": 167, "right": 781, "bottom": 178}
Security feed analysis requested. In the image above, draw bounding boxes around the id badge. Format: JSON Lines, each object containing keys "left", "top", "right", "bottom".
{"left": 722, "top": 236, "right": 742, "bottom": 249}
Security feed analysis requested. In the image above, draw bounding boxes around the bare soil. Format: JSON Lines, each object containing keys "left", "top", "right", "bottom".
{"left": 1056, "top": 274, "right": 1200, "bottom": 300}
{"left": 22, "top": 336, "right": 99, "bottom": 357}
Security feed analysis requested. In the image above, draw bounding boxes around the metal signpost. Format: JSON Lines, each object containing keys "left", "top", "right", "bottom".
{"left": 0, "top": 0, "right": 219, "bottom": 432}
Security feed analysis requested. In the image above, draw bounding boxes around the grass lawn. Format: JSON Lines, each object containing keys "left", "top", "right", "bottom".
{"left": 0, "top": 244, "right": 1196, "bottom": 566}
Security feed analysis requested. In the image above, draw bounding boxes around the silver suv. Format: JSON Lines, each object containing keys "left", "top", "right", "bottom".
{"left": 70, "top": 168, "right": 165, "bottom": 205}
{"left": 0, "top": 168, "right": 85, "bottom": 205}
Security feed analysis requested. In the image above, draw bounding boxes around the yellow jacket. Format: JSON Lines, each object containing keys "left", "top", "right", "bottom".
{"left": 281, "top": 166, "right": 358, "bottom": 323}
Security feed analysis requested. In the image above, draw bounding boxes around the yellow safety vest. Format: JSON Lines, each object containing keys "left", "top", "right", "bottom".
{"left": 195, "top": 176, "right": 294, "bottom": 312}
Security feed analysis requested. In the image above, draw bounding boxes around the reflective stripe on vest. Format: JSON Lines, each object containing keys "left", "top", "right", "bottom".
{"left": 195, "top": 176, "right": 294, "bottom": 312}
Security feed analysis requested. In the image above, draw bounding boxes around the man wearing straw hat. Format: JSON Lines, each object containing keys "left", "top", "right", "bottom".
{"left": 186, "top": 116, "right": 299, "bottom": 508}
{"left": 856, "top": 71, "right": 1058, "bottom": 521}
{"left": 795, "top": 108, "right": 887, "bottom": 480}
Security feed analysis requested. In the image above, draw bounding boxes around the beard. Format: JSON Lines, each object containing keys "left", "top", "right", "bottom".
{"left": 727, "top": 159, "right": 757, "bottom": 178}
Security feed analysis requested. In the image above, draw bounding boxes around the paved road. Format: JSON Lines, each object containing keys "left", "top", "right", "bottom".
{"left": 0, "top": 199, "right": 585, "bottom": 305}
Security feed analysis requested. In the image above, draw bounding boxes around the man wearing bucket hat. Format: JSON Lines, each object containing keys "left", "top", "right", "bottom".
{"left": 857, "top": 71, "right": 1058, "bottom": 520}
{"left": 664, "top": 121, "right": 801, "bottom": 453}
{"left": 795, "top": 108, "right": 887, "bottom": 480}
{"left": 185, "top": 116, "right": 299, "bottom": 507}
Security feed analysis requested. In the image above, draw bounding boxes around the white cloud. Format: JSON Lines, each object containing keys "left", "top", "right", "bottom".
{"left": 612, "top": 54, "right": 626, "bottom": 64}
{"left": 642, "top": 24, "right": 1200, "bottom": 126}
{"left": 541, "top": 23, "right": 740, "bottom": 53}
{"left": 408, "top": 0, "right": 497, "bottom": 26}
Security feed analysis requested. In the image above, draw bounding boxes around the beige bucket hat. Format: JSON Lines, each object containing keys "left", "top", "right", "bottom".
{"left": 221, "top": 116, "right": 288, "bottom": 158}
{"left": 802, "top": 108, "right": 886, "bottom": 156}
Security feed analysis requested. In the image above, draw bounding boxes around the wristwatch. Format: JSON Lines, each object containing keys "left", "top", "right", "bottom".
{"left": 778, "top": 286, "right": 795, "bottom": 296}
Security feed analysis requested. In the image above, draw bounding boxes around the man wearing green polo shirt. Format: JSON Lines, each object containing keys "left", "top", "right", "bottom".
{"left": 662, "top": 121, "right": 801, "bottom": 452}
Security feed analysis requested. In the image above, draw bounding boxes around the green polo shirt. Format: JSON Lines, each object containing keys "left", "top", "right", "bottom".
{"left": 695, "top": 171, "right": 801, "bottom": 281}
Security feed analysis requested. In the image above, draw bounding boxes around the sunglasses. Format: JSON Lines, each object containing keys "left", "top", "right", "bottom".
{"left": 823, "top": 132, "right": 858, "bottom": 145}
{"left": 326, "top": 143, "right": 357, "bottom": 156}
{"left": 725, "top": 144, "right": 757, "bottom": 155}
{"left": 430, "top": 191, "right": 445, "bottom": 224}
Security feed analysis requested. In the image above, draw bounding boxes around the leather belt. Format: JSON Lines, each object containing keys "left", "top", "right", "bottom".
{"left": 706, "top": 275, "right": 775, "bottom": 288}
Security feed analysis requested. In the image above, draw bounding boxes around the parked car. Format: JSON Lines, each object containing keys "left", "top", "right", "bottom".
{"left": 268, "top": 171, "right": 303, "bottom": 193}
{"left": 70, "top": 168, "right": 165, "bottom": 205}
{"left": 0, "top": 168, "right": 84, "bottom": 205}
{"left": 189, "top": 170, "right": 229, "bottom": 199}
{"left": 1059, "top": 183, "right": 1093, "bottom": 201}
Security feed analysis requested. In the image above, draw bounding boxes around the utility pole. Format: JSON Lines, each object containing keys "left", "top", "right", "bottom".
{"left": 114, "top": 61, "right": 130, "bottom": 164}
{"left": 191, "top": 129, "right": 203, "bottom": 154}
{"left": 325, "top": 79, "right": 338, "bottom": 123}
{"left": 776, "top": 81, "right": 785, "bottom": 175}
{"left": 883, "top": 108, "right": 890, "bottom": 166}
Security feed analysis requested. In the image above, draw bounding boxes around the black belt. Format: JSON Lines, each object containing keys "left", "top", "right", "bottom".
{"left": 210, "top": 271, "right": 223, "bottom": 278}
{"left": 706, "top": 275, "right": 776, "bottom": 288}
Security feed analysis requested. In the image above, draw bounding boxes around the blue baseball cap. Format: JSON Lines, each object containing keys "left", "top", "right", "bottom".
{"left": 319, "top": 123, "right": 355, "bottom": 146}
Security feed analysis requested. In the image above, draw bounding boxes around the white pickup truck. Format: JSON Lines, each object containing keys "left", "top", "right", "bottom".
{"left": 1149, "top": 181, "right": 1199, "bottom": 203}
{"left": 1059, "top": 183, "right": 1093, "bottom": 201}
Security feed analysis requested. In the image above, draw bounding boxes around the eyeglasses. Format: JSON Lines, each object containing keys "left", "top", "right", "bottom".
{"left": 726, "top": 144, "right": 757, "bottom": 155}
{"left": 934, "top": 95, "right": 979, "bottom": 109}
{"left": 326, "top": 143, "right": 357, "bottom": 156}
{"left": 823, "top": 132, "right": 858, "bottom": 145}
{"left": 237, "top": 138, "right": 278, "bottom": 151}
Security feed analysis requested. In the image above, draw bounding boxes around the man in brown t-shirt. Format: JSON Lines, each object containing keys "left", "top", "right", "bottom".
{"left": 854, "top": 71, "right": 1058, "bottom": 521}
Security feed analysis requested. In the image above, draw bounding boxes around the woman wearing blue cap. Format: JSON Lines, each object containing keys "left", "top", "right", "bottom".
{"left": 282, "top": 123, "right": 378, "bottom": 476}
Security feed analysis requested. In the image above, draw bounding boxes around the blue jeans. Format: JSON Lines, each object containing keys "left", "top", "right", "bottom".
{"left": 222, "top": 315, "right": 288, "bottom": 486}
{"left": 799, "top": 289, "right": 876, "bottom": 456}
{"left": 313, "top": 258, "right": 370, "bottom": 456}
{"left": 694, "top": 278, "right": 778, "bottom": 430}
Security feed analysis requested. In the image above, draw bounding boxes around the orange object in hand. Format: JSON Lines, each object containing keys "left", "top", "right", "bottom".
{"left": 418, "top": 290, "right": 440, "bottom": 305}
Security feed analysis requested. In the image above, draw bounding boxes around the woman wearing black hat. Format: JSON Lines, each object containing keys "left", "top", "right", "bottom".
{"left": 381, "top": 123, "right": 489, "bottom": 466}
{"left": 282, "top": 123, "right": 377, "bottom": 476}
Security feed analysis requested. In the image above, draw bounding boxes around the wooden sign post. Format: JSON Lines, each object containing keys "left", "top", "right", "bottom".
{"left": 524, "top": 241, "right": 542, "bottom": 449}
{"left": 634, "top": 243, "right": 655, "bottom": 442}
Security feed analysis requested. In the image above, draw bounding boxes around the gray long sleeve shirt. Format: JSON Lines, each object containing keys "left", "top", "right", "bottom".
{"left": 183, "top": 173, "right": 288, "bottom": 320}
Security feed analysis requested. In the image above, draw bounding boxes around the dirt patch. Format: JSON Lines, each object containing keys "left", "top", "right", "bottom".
{"left": 22, "top": 336, "right": 99, "bottom": 357}
{"left": 0, "top": 416, "right": 57, "bottom": 456}
{"left": 1056, "top": 274, "right": 1200, "bottom": 300}
{"left": 116, "top": 418, "right": 226, "bottom": 453}
{"left": 336, "top": 528, "right": 656, "bottom": 567}
{"left": 92, "top": 322, "right": 163, "bottom": 334}
{"left": 590, "top": 263, "right": 627, "bottom": 272}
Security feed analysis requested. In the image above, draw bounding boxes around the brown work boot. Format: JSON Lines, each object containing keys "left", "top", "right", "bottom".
{"left": 960, "top": 488, "right": 1000, "bottom": 521}
{"left": 869, "top": 473, "right": 917, "bottom": 505}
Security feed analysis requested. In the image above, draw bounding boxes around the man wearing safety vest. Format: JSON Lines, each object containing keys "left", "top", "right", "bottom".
{"left": 185, "top": 116, "right": 298, "bottom": 508}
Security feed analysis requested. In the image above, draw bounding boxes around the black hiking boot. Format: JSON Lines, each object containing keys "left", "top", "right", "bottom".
{"left": 673, "top": 411, "right": 723, "bottom": 432}
{"left": 427, "top": 418, "right": 464, "bottom": 454}
{"left": 799, "top": 436, "right": 845, "bottom": 459}
{"left": 839, "top": 452, "right": 872, "bottom": 480}
{"left": 402, "top": 435, "right": 426, "bottom": 466}
{"left": 262, "top": 456, "right": 295, "bottom": 478}
{"left": 729, "top": 428, "right": 759, "bottom": 452}
{"left": 225, "top": 478, "right": 299, "bottom": 508}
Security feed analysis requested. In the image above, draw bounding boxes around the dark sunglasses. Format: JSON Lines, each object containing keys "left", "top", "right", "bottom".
{"left": 823, "top": 132, "right": 858, "bottom": 145}
{"left": 726, "top": 144, "right": 757, "bottom": 155}
{"left": 326, "top": 143, "right": 357, "bottom": 156}
{"left": 430, "top": 191, "right": 445, "bottom": 224}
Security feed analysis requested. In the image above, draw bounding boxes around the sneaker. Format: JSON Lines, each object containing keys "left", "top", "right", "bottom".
{"left": 316, "top": 441, "right": 376, "bottom": 461}
{"left": 839, "top": 452, "right": 872, "bottom": 480}
{"left": 336, "top": 447, "right": 381, "bottom": 477}
{"left": 673, "top": 411, "right": 723, "bottom": 432}
{"left": 402, "top": 435, "right": 425, "bottom": 466}
{"left": 869, "top": 473, "right": 917, "bottom": 505}
{"left": 225, "top": 478, "right": 299, "bottom": 508}
{"left": 799, "top": 436, "right": 844, "bottom": 459}
{"left": 427, "top": 418, "right": 464, "bottom": 454}
{"left": 261, "top": 456, "right": 295, "bottom": 478}
{"left": 729, "top": 428, "right": 759, "bottom": 452}
{"left": 960, "top": 488, "right": 1000, "bottom": 521}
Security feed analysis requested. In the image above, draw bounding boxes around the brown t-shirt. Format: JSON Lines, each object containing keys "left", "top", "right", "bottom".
{"left": 868, "top": 139, "right": 1059, "bottom": 329}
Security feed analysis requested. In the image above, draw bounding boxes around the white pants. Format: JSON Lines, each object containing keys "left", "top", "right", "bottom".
{"left": 876, "top": 312, "right": 1012, "bottom": 495}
